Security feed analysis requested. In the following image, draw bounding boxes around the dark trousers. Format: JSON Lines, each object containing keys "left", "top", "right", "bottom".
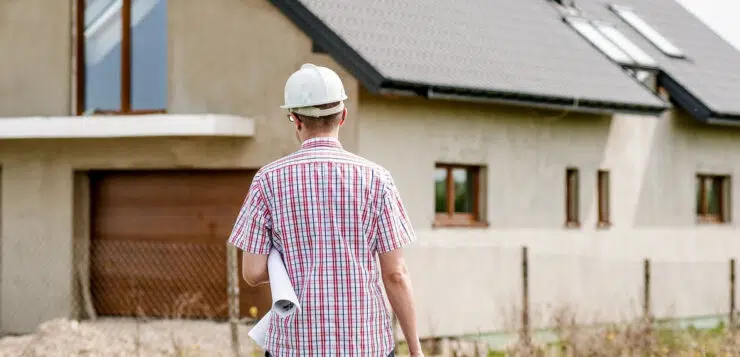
{"left": 265, "top": 351, "right": 395, "bottom": 356}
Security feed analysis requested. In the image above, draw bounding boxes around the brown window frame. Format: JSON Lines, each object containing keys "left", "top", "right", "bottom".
{"left": 74, "top": 0, "right": 167, "bottom": 115}
{"left": 597, "top": 170, "right": 611, "bottom": 228}
{"left": 565, "top": 167, "right": 580, "bottom": 228}
{"left": 433, "top": 164, "right": 487, "bottom": 228}
{"left": 696, "top": 174, "right": 731, "bottom": 224}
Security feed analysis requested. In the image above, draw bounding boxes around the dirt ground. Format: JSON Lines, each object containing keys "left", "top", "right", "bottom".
{"left": 0, "top": 318, "right": 264, "bottom": 357}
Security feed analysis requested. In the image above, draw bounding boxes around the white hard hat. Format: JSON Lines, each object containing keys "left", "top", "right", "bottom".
{"left": 281, "top": 63, "right": 348, "bottom": 117}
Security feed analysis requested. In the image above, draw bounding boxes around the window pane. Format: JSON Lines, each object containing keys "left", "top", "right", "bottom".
{"left": 696, "top": 176, "right": 703, "bottom": 215}
{"left": 131, "top": 0, "right": 167, "bottom": 110}
{"left": 598, "top": 170, "right": 609, "bottom": 222}
{"left": 595, "top": 23, "right": 657, "bottom": 67}
{"left": 707, "top": 178, "right": 722, "bottom": 215}
{"left": 453, "top": 168, "right": 473, "bottom": 213}
{"left": 610, "top": 5, "right": 684, "bottom": 58}
{"left": 434, "top": 168, "right": 448, "bottom": 213}
{"left": 566, "top": 17, "right": 634, "bottom": 65}
{"left": 566, "top": 169, "right": 579, "bottom": 221}
{"left": 84, "top": 0, "right": 123, "bottom": 112}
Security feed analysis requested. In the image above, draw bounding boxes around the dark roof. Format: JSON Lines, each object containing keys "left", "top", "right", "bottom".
{"left": 272, "top": 0, "right": 740, "bottom": 120}
{"left": 574, "top": 0, "right": 740, "bottom": 122}
{"left": 270, "top": 0, "right": 667, "bottom": 115}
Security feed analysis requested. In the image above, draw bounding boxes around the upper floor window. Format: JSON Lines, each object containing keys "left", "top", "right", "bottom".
{"left": 696, "top": 174, "right": 731, "bottom": 224}
{"left": 434, "top": 164, "right": 486, "bottom": 227}
{"left": 76, "top": 0, "right": 168, "bottom": 115}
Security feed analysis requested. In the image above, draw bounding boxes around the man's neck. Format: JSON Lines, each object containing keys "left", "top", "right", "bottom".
{"left": 302, "top": 133, "right": 339, "bottom": 142}
{"left": 300, "top": 135, "right": 343, "bottom": 149}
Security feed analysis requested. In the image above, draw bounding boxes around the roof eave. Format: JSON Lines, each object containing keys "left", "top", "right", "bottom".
{"left": 268, "top": 0, "right": 385, "bottom": 91}
{"left": 705, "top": 117, "right": 740, "bottom": 127}
{"left": 269, "top": 0, "right": 667, "bottom": 117}
{"left": 657, "top": 72, "right": 740, "bottom": 124}
{"left": 379, "top": 81, "right": 668, "bottom": 116}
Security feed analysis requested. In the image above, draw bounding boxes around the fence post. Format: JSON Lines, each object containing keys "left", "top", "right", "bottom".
{"left": 731, "top": 258, "right": 736, "bottom": 328}
{"left": 643, "top": 258, "right": 651, "bottom": 321}
{"left": 520, "top": 246, "right": 531, "bottom": 346}
{"left": 227, "top": 244, "right": 241, "bottom": 357}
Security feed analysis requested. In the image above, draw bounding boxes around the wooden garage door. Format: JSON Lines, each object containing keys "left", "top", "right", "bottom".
{"left": 89, "top": 170, "right": 272, "bottom": 319}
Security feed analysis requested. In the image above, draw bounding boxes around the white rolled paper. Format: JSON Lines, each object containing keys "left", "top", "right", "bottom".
{"left": 267, "top": 249, "right": 301, "bottom": 317}
{"left": 248, "top": 310, "right": 271, "bottom": 349}
{"left": 247, "top": 248, "right": 301, "bottom": 349}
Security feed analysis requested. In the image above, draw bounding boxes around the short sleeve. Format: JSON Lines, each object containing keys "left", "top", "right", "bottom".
{"left": 375, "top": 175, "right": 416, "bottom": 253}
{"left": 228, "top": 176, "right": 273, "bottom": 255}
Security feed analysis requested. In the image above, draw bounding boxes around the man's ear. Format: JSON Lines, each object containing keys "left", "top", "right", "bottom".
{"left": 292, "top": 113, "right": 303, "bottom": 130}
{"left": 339, "top": 108, "right": 348, "bottom": 127}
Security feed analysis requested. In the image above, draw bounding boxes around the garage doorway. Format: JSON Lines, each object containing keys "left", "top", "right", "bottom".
{"left": 89, "top": 170, "right": 271, "bottom": 319}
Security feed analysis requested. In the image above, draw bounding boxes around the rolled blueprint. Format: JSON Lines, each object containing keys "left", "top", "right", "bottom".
{"left": 267, "top": 249, "right": 301, "bottom": 317}
{"left": 248, "top": 310, "right": 272, "bottom": 349}
{"left": 248, "top": 248, "right": 301, "bottom": 349}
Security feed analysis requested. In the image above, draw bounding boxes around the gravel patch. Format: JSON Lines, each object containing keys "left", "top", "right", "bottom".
{"left": 0, "top": 318, "right": 264, "bottom": 357}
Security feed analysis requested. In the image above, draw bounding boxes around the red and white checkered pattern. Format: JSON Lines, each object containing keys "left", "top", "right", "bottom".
{"left": 228, "top": 137, "right": 415, "bottom": 357}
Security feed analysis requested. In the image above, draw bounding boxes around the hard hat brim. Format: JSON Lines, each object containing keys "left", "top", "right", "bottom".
{"left": 280, "top": 94, "right": 348, "bottom": 110}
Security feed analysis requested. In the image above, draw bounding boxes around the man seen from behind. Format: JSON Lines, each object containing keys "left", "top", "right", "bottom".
{"left": 228, "top": 63, "right": 424, "bottom": 357}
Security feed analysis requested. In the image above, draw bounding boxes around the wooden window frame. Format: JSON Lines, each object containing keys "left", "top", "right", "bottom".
{"left": 433, "top": 164, "right": 487, "bottom": 228}
{"left": 597, "top": 170, "right": 611, "bottom": 228}
{"left": 565, "top": 167, "right": 580, "bottom": 228}
{"left": 74, "top": 0, "right": 167, "bottom": 115}
{"left": 696, "top": 174, "right": 731, "bottom": 224}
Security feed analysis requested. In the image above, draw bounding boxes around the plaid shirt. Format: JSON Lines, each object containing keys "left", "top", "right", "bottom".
{"left": 228, "top": 137, "right": 415, "bottom": 357}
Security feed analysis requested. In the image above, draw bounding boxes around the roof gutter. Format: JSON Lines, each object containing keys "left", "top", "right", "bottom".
{"left": 705, "top": 117, "right": 740, "bottom": 127}
{"left": 378, "top": 82, "right": 668, "bottom": 116}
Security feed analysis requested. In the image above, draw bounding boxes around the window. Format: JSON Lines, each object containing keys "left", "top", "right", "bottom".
{"left": 565, "top": 16, "right": 657, "bottom": 68}
{"left": 609, "top": 4, "right": 685, "bottom": 58}
{"left": 566, "top": 17, "right": 633, "bottom": 65}
{"left": 434, "top": 164, "right": 485, "bottom": 227}
{"left": 597, "top": 170, "right": 611, "bottom": 227}
{"left": 696, "top": 174, "right": 731, "bottom": 223}
{"left": 594, "top": 22, "right": 657, "bottom": 68}
{"left": 76, "top": 0, "right": 168, "bottom": 115}
{"left": 565, "top": 168, "right": 580, "bottom": 227}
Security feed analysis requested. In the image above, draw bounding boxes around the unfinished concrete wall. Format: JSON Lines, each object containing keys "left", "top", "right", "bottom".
{"left": 357, "top": 92, "right": 740, "bottom": 337}
{"left": 0, "top": 0, "right": 359, "bottom": 333}
{"left": 0, "top": 0, "right": 72, "bottom": 116}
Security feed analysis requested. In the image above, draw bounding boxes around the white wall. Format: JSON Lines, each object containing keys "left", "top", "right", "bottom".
{"left": 357, "top": 93, "right": 740, "bottom": 337}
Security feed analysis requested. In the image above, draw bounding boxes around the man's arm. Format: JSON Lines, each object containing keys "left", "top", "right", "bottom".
{"left": 228, "top": 175, "right": 272, "bottom": 286}
{"left": 379, "top": 249, "right": 422, "bottom": 356}
{"left": 242, "top": 252, "right": 269, "bottom": 286}
{"left": 374, "top": 174, "right": 423, "bottom": 356}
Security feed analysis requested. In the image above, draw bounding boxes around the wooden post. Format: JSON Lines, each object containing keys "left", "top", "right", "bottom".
{"left": 121, "top": 0, "right": 132, "bottom": 112}
{"left": 227, "top": 244, "right": 241, "bottom": 357}
{"left": 520, "top": 246, "right": 531, "bottom": 346}
{"left": 643, "top": 258, "right": 651, "bottom": 321}
{"left": 731, "top": 258, "right": 736, "bottom": 328}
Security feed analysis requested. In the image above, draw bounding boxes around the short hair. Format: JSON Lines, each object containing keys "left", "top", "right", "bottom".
{"left": 293, "top": 102, "right": 343, "bottom": 132}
